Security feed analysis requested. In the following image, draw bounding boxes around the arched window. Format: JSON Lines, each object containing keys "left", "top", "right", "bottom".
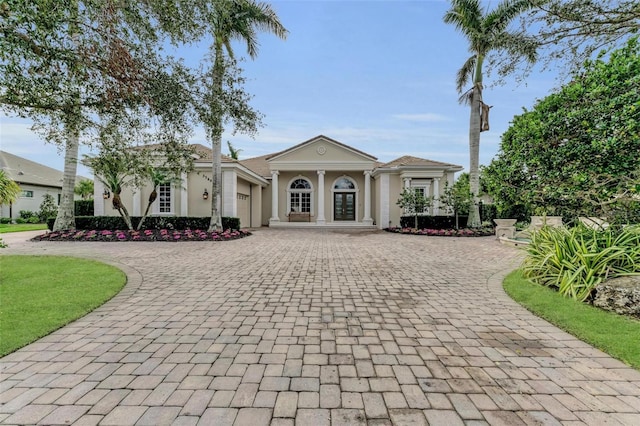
{"left": 288, "top": 177, "right": 313, "bottom": 213}
{"left": 334, "top": 177, "right": 356, "bottom": 190}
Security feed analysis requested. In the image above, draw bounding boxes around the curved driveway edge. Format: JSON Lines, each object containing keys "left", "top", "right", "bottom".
{"left": 1, "top": 229, "right": 639, "bottom": 425}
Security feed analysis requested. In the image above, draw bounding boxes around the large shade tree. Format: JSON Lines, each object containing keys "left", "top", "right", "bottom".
{"left": 483, "top": 37, "right": 640, "bottom": 224}
{"left": 443, "top": 0, "right": 539, "bottom": 227}
{"left": 199, "top": 0, "right": 287, "bottom": 231}
{"left": 0, "top": 1, "right": 209, "bottom": 231}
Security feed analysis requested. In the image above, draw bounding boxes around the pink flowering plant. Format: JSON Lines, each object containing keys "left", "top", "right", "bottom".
{"left": 32, "top": 228, "right": 251, "bottom": 242}
{"left": 384, "top": 226, "right": 493, "bottom": 237}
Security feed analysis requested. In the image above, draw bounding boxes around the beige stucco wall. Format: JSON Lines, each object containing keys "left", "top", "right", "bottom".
{"left": 188, "top": 170, "right": 213, "bottom": 217}
{"left": 388, "top": 174, "right": 403, "bottom": 228}
{"left": 262, "top": 183, "right": 272, "bottom": 226}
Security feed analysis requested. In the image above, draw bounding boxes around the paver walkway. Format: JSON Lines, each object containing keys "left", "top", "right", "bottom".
{"left": 1, "top": 229, "right": 639, "bottom": 426}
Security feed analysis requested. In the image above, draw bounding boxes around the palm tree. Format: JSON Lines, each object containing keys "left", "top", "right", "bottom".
{"left": 74, "top": 179, "right": 94, "bottom": 200}
{"left": 444, "top": 0, "right": 539, "bottom": 227}
{"left": 205, "top": 0, "right": 287, "bottom": 231}
{"left": 0, "top": 170, "right": 21, "bottom": 206}
{"left": 136, "top": 168, "right": 170, "bottom": 231}
{"left": 227, "top": 141, "right": 243, "bottom": 160}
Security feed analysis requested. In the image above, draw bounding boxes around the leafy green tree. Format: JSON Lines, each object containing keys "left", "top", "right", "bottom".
{"left": 197, "top": 0, "right": 287, "bottom": 232}
{"left": 397, "top": 188, "right": 432, "bottom": 229}
{"left": 38, "top": 193, "right": 58, "bottom": 222}
{"left": 74, "top": 179, "right": 94, "bottom": 200}
{"left": 519, "top": 0, "right": 640, "bottom": 77}
{"left": 483, "top": 37, "right": 640, "bottom": 224}
{"left": 443, "top": 0, "right": 540, "bottom": 228}
{"left": 0, "top": 170, "right": 20, "bottom": 206}
{"left": 439, "top": 180, "right": 473, "bottom": 229}
{"left": 0, "top": 1, "right": 201, "bottom": 231}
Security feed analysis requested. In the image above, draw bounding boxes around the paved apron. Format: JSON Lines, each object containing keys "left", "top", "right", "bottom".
{"left": 1, "top": 229, "right": 639, "bottom": 425}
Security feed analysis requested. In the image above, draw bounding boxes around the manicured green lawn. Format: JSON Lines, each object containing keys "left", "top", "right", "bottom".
{"left": 0, "top": 255, "right": 126, "bottom": 357}
{"left": 0, "top": 223, "right": 48, "bottom": 233}
{"left": 504, "top": 270, "right": 640, "bottom": 370}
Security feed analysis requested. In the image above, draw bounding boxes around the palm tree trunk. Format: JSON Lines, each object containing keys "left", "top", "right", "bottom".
{"left": 113, "top": 192, "right": 133, "bottom": 230}
{"left": 208, "top": 44, "right": 225, "bottom": 232}
{"left": 53, "top": 124, "right": 79, "bottom": 231}
{"left": 136, "top": 188, "right": 157, "bottom": 231}
{"left": 467, "top": 55, "right": 484, "bottom": 228}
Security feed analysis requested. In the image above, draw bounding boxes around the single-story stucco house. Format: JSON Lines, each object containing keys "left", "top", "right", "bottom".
{"left": 0, "top": 150, "right": 87, "bottom": 220}
{"left": 93, "top": 135, "right": 463, "bottom": 229}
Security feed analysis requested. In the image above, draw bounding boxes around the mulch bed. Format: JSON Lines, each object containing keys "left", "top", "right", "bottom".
{"left": 384, "top": 227, "right": 494, "bottom": 237}
{"left": 32, "top": 229, "right": 251, "bottom": 242}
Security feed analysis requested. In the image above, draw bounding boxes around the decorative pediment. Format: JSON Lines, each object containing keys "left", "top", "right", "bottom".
{"left": 267, "top": 135, "right": 377, "bottom": 171}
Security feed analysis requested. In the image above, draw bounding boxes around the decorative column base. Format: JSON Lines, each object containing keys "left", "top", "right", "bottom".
{"left": 362, "top": 218, "right": 373, "bottom": 225}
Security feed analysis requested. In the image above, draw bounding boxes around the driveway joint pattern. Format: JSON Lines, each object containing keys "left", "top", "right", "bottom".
{"left": 1, "top": 229, "right": 639, "bottom": 425}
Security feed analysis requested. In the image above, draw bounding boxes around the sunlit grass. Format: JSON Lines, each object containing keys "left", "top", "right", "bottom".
{"left": 0, "top": 223, "right": 48, "bottom": 233}
{"left": 0, "top": 255, "right": 126, "bottom": 356}
{"left": 504, "top": 269, "right": 640, "bottom": 370}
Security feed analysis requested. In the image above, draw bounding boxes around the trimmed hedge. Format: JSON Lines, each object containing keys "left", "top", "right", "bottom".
{"left": 75, "top": 200, "right": 94, "bottom": 216}
{"left": 47, "top": 216, "right": 241, "bottom": 231}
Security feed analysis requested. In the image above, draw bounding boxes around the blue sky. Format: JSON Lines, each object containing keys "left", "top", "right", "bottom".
{"left": 1, "top": 0, "right": 560, "bottom": 177}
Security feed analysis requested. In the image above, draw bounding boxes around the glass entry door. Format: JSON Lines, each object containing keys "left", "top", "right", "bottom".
{"left": 334, "top": 193, "right": 355, "bottom": 221}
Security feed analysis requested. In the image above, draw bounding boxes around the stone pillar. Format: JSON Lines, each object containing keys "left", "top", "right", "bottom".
{"left": 270, "top": 170, "right": 280, "bottom": 223}
{"left": 432, "top": 177, "right": 440, "bottom": 216}
{"left": 180, "top": 172, "right": 188, "bottom": 216}
{"left": 317, "top": 170, "right": 326, "bottom": 224}
{"left": 403, "top": 177, "right": 411, "bottom": 189}
{"left": 363, "top": 170, "right": 373, "bottom": 225}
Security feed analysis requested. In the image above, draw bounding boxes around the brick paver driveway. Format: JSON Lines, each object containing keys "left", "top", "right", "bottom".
{"left": 1, "top": 229, "right": 639, "bottom": 425}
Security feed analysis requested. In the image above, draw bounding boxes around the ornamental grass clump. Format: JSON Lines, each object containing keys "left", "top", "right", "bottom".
{"left": 522, "top": 224, "right": 640, "bottom": 302}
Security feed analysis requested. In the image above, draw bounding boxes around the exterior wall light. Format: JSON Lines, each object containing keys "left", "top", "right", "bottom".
{"left": 203, "top": 189, "right": 209, "bottom": 200}
{"left": 103, "top": 190, "right": 111, "bottom": 199}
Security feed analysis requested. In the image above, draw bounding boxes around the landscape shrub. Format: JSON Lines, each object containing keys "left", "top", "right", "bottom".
{"left": 480, "top": 203, "right": 497, "bottom": 223}
{"left": 19, "top": 210, "right": 36, "bottom": 220}
{"left": 38, "top": 194, "right": 58, "bottom": 222}
{"left": 522, "top": 224, "right": 640, "bottom": 302}
{"left": 27, "top": 216, "right": 40, "bottom": 224}
{"left": 0, "top": 217, "right": 11, "bottom": 224}
{"left": 47, "top": 216, "right": 241, "bottom": 231}
{"left": 75, "top": 200, "right": 94, "bottom": 216}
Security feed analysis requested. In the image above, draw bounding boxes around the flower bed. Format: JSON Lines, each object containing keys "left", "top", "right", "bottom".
{"left": 32, "top": 228, "right": 251, "bottom": 242}
{"left": 385, "top": 227, "right": 494, "bottom": 237}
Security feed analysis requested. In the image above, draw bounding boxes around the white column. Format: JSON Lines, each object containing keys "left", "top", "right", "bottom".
{"left": 223, "top": 170, "right": 237, "bottom": 216}
{"left": 363, "top": 170, "right": 372, "bottom": 225}
{"left": 316, "top": 170, "right": 325, "bottom": 224}
{"left": 403, "top": 177, "right": 411, "bottom": 189}
{"left": 132, "top": 190, "right": 141, "bottom": 216}
{"left": 270, "top": 170, "right": 280, "bottom": 223}
{"left": 432, "top": 177, "right": 440, "bottom": 216}
{"left": 94, "top": 179, "right": 105, "bottom": 216}
{"left": 180, "top": 172, "right": 188, "bottom": 216}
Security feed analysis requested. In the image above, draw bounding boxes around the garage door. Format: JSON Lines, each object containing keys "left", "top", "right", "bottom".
{"left": 237, "top": 193, "right": 250, "bottom": 228}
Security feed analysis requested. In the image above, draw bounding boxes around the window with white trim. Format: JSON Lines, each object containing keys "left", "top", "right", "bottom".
{"left": 158, "top": 183, "right": 173, "bottom": 213}
{"left": 20, "top": 190, "right": 33, "bottom": 198}
{"left": 288, "top": 178, "right": 312, "bottom": 213}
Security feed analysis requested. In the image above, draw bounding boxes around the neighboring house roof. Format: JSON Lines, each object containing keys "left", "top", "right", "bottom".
{"left": 0, "top": 150, "right": 65, "bottom": 189}
{"left": 190, "top": 143, "right": 236, "bottom": 163}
